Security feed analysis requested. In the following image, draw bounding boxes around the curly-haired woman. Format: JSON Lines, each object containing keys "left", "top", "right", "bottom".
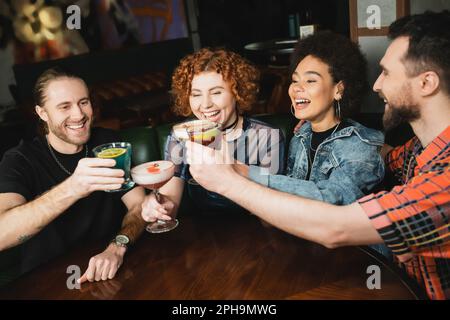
{"left": 141, "top": 48, "right": 286, "bottom": 222}
{"left": 247, "top": 31, "right": 385, "bottom": 205}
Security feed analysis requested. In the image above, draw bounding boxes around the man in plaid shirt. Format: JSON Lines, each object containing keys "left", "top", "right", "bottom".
{"left": 185, "top": 11, "right": 450, "bottom": 300}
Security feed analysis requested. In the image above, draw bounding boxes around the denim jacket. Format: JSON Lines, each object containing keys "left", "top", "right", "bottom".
{"left": 249, "top": 119, "right": 385, "bottom": 205}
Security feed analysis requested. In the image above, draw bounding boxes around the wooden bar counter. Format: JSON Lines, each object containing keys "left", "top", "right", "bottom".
{"left": 0, "top": 214, "right": 423, "bottom": 300}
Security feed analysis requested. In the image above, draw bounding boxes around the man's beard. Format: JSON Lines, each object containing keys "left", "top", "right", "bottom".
{"left": 383, "top": 104, "right": 420, "bottom": 131}
{"left": 382, "top": 83, "right": 420, "bottom": 131}
{"left": 47, "top": 117, "right": 92, "bottom": 146}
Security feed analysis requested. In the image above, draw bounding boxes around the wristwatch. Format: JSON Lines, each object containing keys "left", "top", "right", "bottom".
{"left": 111, "top": 234, "right": 130, "bottom": 249}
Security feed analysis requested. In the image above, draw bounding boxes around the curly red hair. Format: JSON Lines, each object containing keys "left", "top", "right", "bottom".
{"left": 171, "top": 48, "right": 260, "bottom": 117}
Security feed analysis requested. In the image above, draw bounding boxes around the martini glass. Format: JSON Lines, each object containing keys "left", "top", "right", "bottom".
{"left": 172, "top": 121, "right": 192, "bottom": 142}
{"left": 173, "top": 119, "right": 221, "bottom": 144}
{"left": 131, "top": 160, "right": 177, "bottom": 233}
{"left": 173, "top": 119, "right": 221, "bottom": 185}
{"left": 186, "top": 120, "right": 221, "bottom": 146}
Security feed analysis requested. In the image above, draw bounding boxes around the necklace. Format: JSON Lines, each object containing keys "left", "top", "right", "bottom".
{"left": 47, "top": 138, "right": 88, "bottom": 175}
{"left": 221, "top": 115, "right": 240, "bottom": 142}
{"left": 309, "top": 122, "right": 341, "bottom": 152}
{"left": 222, "top": 114, "right": 239, "bottom": 131}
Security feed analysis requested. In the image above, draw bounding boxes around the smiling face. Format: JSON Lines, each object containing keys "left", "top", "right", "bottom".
{"left": 189, "top": 71, "right": 237, "bottom": 128}
{"left": 35, "top": 77, "right": 93, "bottom": 151}
{"left": 373, "top": 37, "right": 420, "bottom": 130}
{"left": 289, "top": 55, "right": 342, "bottom": 126}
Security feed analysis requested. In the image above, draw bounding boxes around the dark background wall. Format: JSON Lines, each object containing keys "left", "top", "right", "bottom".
{"left": 194, "top": 0, "right": 349, "bottom": 53}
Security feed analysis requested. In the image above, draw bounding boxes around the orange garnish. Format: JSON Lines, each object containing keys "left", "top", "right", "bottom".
{"left": 146, "top": 164, "right": 160, "bottom": 174}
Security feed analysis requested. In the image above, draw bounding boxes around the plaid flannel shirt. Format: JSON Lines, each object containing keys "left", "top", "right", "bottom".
{"left": 358, "top": 126, "right": 450, "bottom": 300}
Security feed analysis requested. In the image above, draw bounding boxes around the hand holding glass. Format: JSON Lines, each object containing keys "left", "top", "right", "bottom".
{"left": 131, "top": 160, "right": 177, "bottom": 233}
{"left": 92, "top": 142, "right": 135, "bottom": 192}
{"left": 174, "top": 120, "right": 221, "bottom": 185}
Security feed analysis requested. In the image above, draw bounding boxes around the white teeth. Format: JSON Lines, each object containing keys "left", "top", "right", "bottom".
{"left": 295, "top": 99, "right": 311, "bottom": 104}
{"left": 204, "top": 110, "right": 220, "bottom": 117}
{"left": 67, "top": 123, "right": 84, "bottom": 129}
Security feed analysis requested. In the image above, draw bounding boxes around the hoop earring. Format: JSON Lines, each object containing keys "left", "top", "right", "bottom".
{"left": 290, "top": 104, "right": 296, "bottom": 116}
{"left": 335, "top": 100, "right": 342, "bottom": 119}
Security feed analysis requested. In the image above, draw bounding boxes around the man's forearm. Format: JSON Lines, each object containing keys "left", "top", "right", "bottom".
{"left": 220, "top": 170, "right": 382, "bottom": 248}
{"left": 233, "top": 163, "right": 249, "bottom": 177}
{"left": 117, "top": 206, "right": 147, "bottom": 244}
{"left": 0, "top": 179, "right": 80, "bottom": 251}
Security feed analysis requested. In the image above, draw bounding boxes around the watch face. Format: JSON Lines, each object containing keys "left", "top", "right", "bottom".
{"left": 116, "top": 234, "right": 130, "bottom": 245}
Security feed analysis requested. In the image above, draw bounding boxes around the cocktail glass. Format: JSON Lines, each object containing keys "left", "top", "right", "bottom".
{"left": 172, "top": 121, "right": 192, "bottom": 142}
{"left": 131, "top": 160, "right": 177, "bottom": 233}
{"left": 173, "top": 119, "right": 221, "bottom": 144}
{"left": 186, "top": 120, "right": 221, "bottom": 146}
{"left": 92, "top": 142, "right": 135, "bottom": 192}
{"left": 173, "top": 120, "right": 221, "bottom": 185}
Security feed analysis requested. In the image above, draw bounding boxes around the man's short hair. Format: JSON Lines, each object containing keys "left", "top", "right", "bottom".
{"left": 388, "top": 10, "right": 450, "bottom": 95}
{"left": 33, "top": 67, "right": 86, "bottom": 107}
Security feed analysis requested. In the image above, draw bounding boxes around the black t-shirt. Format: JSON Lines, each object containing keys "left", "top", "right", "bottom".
{"left": 307, "top": 120, "right": 351, "bottom": 180}
{"left": 0, "top": 127, "right": 132, "bottom": 274}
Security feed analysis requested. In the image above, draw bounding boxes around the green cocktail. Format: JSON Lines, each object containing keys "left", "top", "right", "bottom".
{"left": 93, "top": 142, "right": 135, "bottom": 192}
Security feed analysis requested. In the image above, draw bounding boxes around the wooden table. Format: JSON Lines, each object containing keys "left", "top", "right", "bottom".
{"left": 0, "top": 214, "right": 422, "bottom": 300}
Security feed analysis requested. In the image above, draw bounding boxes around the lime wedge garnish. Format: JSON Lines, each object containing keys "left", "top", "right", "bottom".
{"left": 97, "top": 148, "right": 126, "bottom": 158}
